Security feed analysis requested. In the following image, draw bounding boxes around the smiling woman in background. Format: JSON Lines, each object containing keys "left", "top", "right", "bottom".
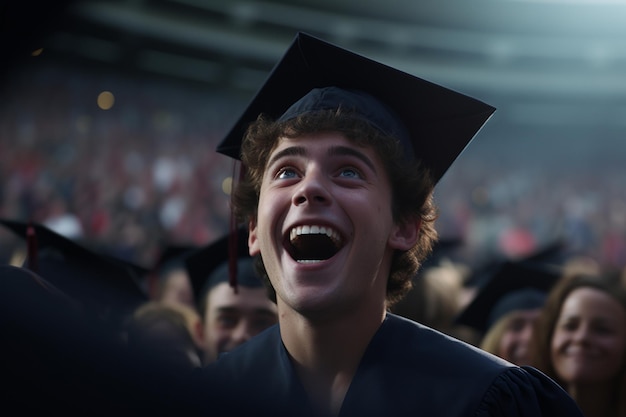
{"left": 529, "top": 273, "right": 626, "bottom": 417}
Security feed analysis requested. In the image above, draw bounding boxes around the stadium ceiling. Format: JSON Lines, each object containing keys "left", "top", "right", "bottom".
{"left": 7, "top": 0, "right": 626, "bottom": 133}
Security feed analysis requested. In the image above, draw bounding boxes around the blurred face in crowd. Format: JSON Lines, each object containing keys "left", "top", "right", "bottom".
{"left": 497, "top": 308, "right": 542, "bottom": 366}
{"left": 550, "top": 287, "right": 626, "bottom": 387}
{"left": 160, "top": 268, "right": 195, "bottom": 308}
{"left": 202, "top": 282, "right": 277, "bottom": 364}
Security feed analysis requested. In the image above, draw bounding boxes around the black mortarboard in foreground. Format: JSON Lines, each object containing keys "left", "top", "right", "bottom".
{"left": 0, "top": 219, "right": 148, "bottom": 324}
{"left": 184, "top": 228, "right": 265, "bottom": 308}
{"left": 0, "top": 264, "right": 76, "bottom": 308}
{"left": 0, "top": 267, "right": 220, "bottom": 416}
{"left": 454, "top": 260, "right": 562, "bottom": 334}
{"left": 217, "top": 32, "right": 495, "bottom": 184}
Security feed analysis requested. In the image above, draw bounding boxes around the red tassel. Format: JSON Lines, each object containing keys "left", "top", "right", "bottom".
{"left": 228, "top": 160, "right": 246, "bottom": 293}
{"left": 26, "top": 222, "right": 39, "bottom": 274}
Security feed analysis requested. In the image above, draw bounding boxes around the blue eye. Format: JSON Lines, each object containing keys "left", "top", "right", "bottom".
{"left": 277, "top": 167, "right": 298, "bottom": 179}
{"left": 339, "top": 168, "right": 361, "bottom": 179}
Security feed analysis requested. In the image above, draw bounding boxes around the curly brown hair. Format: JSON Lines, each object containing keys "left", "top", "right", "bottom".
{"left": 232, "top": 108, "right": 438, "bottom": 306}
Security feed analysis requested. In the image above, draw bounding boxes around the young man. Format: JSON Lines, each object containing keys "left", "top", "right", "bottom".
{"left": 184, "top": 229, "right": 278, "bottom": 364}
{"left": 200, "top": 33, "right": 584, "bottom": 417}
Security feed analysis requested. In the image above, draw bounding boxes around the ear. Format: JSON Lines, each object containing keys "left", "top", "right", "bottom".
{"left": 248, "top": 218, "right": 261, "bottom": 256}
{"left": 388, "top": 217, "right": 421, "bottom": 251}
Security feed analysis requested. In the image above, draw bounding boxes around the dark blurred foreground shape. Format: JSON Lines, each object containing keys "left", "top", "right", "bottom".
{"left": 1, "top": 2, "right": 74, "bottom": 80}
{"left": 0, "top": 264, "right": 243, "bottom": 416}
{"left": 0, "top": 218, "right": 149, "bottom": 331}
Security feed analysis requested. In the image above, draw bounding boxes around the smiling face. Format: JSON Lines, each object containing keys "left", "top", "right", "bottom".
{"left": 497, "top": 308, "right": 542, "bottom": 366}
{"left": 248, "top": 132, "right": 417, "bottom": 320}
{"left": 202, "top": 282, "right": 278, "bottom": 364}
{"left": 159, "top": 268, "right": 195, "bottom": 308}
{"left": 550, "top": 287, "right": 626, "bottom": 387}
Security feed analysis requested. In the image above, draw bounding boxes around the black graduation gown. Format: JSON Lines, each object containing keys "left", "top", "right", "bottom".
{"left": 199, "top": 313, "right": 583, "bottom": 417}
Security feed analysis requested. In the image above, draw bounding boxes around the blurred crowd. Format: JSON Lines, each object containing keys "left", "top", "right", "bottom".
{"left": 2, "top": 64, "right": 625, "bottom": 273}
{"left": 1, "top": 63, "right": 625, "bottom": 416}
{"left": 0, "top": 64, "right": 241, "bottom": 266}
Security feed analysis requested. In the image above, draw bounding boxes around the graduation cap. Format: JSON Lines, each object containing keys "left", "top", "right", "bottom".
{"left": 217, "top": 31, "right": 495, "bottom": 184}
{"left": 0, "top": 264, "right": 214, "bottom": 416}
{"left": 454, "top": 260, "right": 562, "bottom": 334}
{"left": 86, "top": 240, "right": 153, "bottom": 279}
{"left": 151, "top": 243, "right": 197, "bottom": 282}
{"left": 184, "top": 228, "right": 267, "bottom": 310}
{"left": 145, "top": 243, "right": 199, "bottom": 302}
{"left": 518, "top": 239, "right": 569, "bottom": 265}
{"left": 0, "top": 218, "right": 148, "bottom": 324}
{"left": 0, "top": 264, "right": 76, "bottom": 307}
{"left": 418, "top": 236, "right": 465, "bottom": 272}
{"left": 155, "top": 244, "right": 198, "bottom": 270}
{"left": 216, "top": 32, "right": 495, "bottom": 288}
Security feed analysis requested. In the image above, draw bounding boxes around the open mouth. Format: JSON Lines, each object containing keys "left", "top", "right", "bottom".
{"left": 286, "top": 225, "right": 343, "bottom": 263}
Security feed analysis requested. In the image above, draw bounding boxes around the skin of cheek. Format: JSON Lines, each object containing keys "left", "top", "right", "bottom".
{"left": 550, "top": 289, "right": 626, "bottom": 384}
{"left": 497, "top": 331, "right": 518, "bottom": 363}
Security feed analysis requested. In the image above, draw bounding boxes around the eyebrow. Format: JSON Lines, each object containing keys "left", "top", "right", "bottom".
{"left": 267, "top": 146, "right": 306, "bottom": 169}
{"left": 267, "top": 144, "right": 377, "bottom": 174}
{"left": 328, "top": 145, "right": 377, "bottom": 173}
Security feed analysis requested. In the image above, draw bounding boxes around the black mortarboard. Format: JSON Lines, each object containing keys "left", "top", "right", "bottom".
{"left": 0, "top": 218, "right": 148, "bottom": 324}
{"left": 519, "top": 239, "right": 569, "bottom": 265}
{"left": 152, "top": 243, "right": 196, "bottom": 277}
{"left": 154, "top": 244, "right": 198, "bottom": 270}
{"left": 184, "top": 228, "right": 265, "bottom": 308}
{"left": 418, "top": 236, "right": 465, "bottom": 272}
{"left": 216, "top": 32, "right": 495, "bottom": 184}
{"left": 0, "top": 263, "right": 220, "bottom": 416}
{"left": 454, "top": 260, "right": 562, "bottom": 334}
{"left": 0, "top": 264, "right": 76, "bottom": 308}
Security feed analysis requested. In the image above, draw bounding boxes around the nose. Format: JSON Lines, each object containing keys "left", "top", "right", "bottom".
{"left": 518, "top": 322, "right": 535, "bottom": 343}
{"left": 229, "top": 321, "right": 254, "bottom": 346}
{"left": 571, "top": 324, "right": 591, "bottom": 344}
{"left": 292, "top": 168, "right": 331, "bottom": 207}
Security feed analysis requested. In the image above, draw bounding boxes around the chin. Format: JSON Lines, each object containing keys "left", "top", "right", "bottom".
{"left": 286, "top": 292, "right": 350, "bottom": 320}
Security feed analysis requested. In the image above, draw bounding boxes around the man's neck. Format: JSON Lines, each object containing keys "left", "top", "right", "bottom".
{"left": 279, "top": 305, "right": 387, "bottom": 416}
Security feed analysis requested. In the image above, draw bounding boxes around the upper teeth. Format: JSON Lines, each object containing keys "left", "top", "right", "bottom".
{"left": 290, "top": 225, "right": 341, "bottom": 244}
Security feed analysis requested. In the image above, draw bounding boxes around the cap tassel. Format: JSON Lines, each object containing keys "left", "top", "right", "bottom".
{"left": 228, "top": 160, "right": 246, "bottom": 292}
{"left": 26, "top": 221, "right": 39, "bottom": 274}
